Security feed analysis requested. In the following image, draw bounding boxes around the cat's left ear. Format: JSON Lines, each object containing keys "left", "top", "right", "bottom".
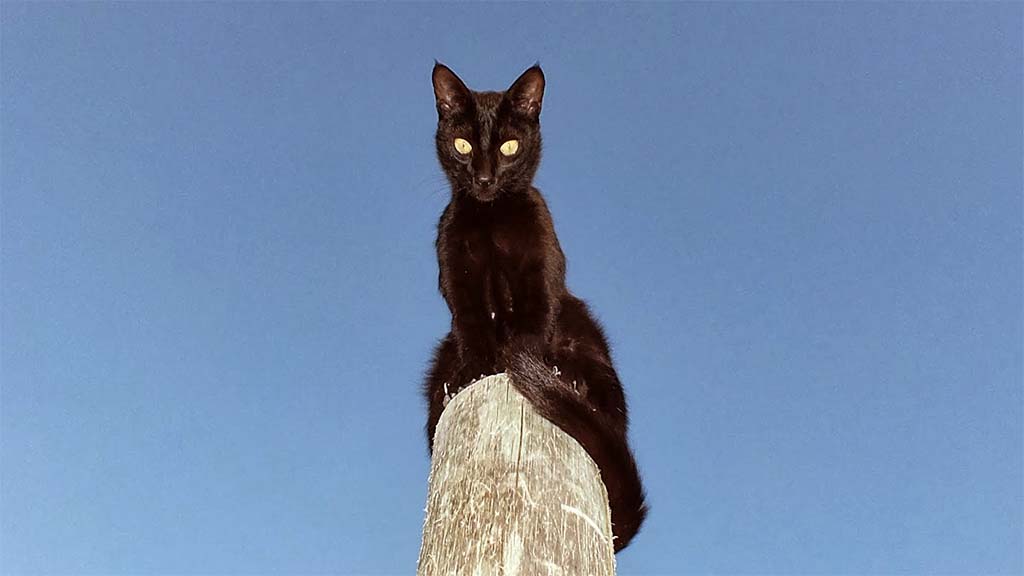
{"left": 433, "top": 62, "right": 471, "bottom": 118}
{"left": 507, "top": 65, "right": 544, "bottom": 120}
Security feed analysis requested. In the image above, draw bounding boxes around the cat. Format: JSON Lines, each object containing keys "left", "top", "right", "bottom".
{"left": 422, "top": 62, "right": 647, "bottom": 552}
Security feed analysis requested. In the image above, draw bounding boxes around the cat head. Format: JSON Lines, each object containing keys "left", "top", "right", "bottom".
{"left": 432, "top": 63, "right": 544, "bottom": 202}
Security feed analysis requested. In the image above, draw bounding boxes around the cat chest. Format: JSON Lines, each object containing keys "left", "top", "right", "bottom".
{"left": 458, "top": 229, "right": 521, "bottom": 321}
{"left": 460, "top": 226, "right": 521, "bottom": 266}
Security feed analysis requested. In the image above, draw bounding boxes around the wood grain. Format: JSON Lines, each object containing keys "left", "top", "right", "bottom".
{"left": 418, "top": 373, "right": 616, "bottom": 576}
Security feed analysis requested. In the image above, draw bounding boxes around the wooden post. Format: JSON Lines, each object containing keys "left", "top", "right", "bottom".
{"left": 417, "top": 373, "right": 616, "bottom": 576}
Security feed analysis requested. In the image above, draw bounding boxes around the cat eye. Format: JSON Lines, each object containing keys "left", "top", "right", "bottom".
{"left": 499, "top": 140, "right": 520, "bottom": 156}
{"left": 453, "top": 138, "right": 473, "bottom": 155}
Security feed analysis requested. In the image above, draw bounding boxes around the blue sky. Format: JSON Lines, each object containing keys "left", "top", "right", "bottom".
{"left": 2, "top": 3, "right": 1021, "bottom": 574}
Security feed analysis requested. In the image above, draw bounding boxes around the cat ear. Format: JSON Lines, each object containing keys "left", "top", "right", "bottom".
{"left": 433, "top": 62, "right": 471, "bottom": 117}
{"left": 507, "top": 65, "right": 545, "bottom": 120}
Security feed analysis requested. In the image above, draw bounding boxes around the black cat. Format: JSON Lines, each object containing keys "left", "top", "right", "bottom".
{"left": 422, "top": 63, "right": 647, "bottom": 552}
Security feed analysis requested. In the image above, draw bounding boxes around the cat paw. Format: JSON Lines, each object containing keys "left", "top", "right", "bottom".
{"left": 443, "top": 382, "right": 470, "bottom": 407}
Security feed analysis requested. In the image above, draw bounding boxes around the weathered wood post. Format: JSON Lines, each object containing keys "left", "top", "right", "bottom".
{"left": 417, "top": 373, "right": 616, "bottom": 575}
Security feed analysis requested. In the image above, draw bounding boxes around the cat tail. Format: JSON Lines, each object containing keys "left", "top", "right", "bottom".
{"left": 503, "top": 350, "right": 648, "bottom": 552}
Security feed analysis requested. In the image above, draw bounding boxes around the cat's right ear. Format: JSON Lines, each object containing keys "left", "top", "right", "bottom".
{"left": 433, "top": 62, "right": 471, "bottom": 118}
{"left": 507, "top": 65, "right": 544, "bottom": 120}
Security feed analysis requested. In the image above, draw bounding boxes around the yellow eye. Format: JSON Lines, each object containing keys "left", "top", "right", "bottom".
{"left": 499, "top": 140, "right": 520, "bottom": 156}
{"left": 454, "top": 138, "right": 472, "bottom": 155}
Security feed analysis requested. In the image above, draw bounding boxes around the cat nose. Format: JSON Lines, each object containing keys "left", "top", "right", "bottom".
{"left": 475, "top": 173, "right": 494, "bottom": 187}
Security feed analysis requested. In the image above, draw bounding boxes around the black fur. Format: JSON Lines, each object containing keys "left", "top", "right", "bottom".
{"left": 423, "top": 62, "right": 647, "bottom": 551}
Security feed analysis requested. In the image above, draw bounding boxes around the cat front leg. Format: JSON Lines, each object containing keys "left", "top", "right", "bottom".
{"left": 441, "top": 256, "right": 499, "bottom": 379}
{"left": 505, "top": 259, "right": 555, "bottom": 358}
{"left": 452, "top": 314, "right": 497, "bottom": 379}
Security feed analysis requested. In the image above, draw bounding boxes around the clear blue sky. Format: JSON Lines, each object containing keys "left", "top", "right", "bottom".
{"left": 2, "top": 3, "right": 1021, "bottom": 574}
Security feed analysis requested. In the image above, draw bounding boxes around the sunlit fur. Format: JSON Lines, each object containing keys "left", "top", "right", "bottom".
{"left": 422, "top": 63, "right": 648, "bottom": 552}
